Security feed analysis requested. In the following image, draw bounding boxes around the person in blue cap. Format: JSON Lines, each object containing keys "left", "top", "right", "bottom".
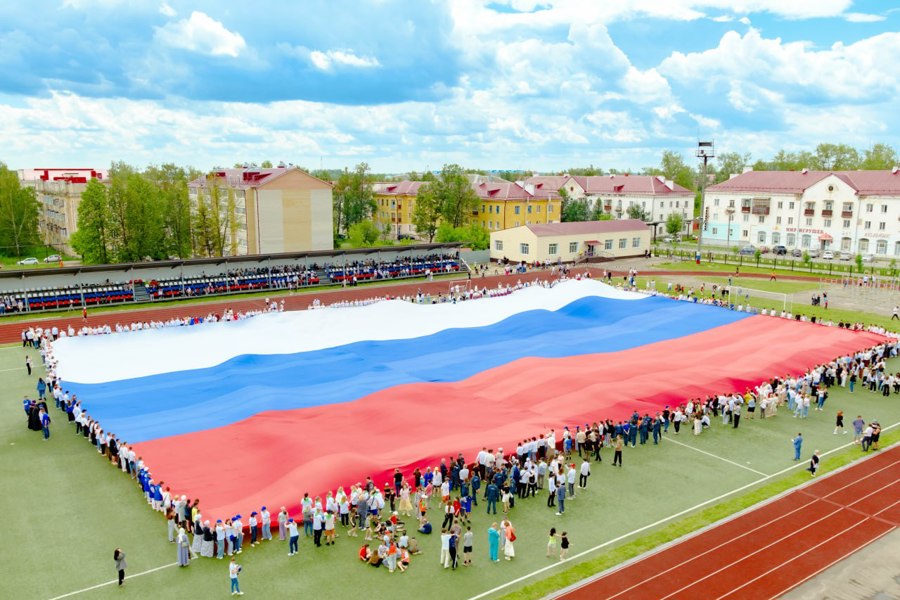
{"left": 249, "top": 512, "right": 259, "bottom": 546}
{"left": 261, "top": 506, "right": 272, "bottom": 541}
{"left": 287, "top": 518, "right": 299, "bottom": 556}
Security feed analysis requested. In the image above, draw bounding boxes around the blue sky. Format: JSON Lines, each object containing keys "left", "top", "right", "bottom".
{"left": 1, "top": 0, "right": 898, "bottom": 173}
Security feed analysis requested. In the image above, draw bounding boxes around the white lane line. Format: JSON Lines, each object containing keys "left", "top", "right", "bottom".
{"left": 658, "top": 478, "right": 897, "bottom": 600}
{"left": 665, "top": 436, "right": 768, "bottom": 476}
{"left": 471, "top": 425, "right": 898, "bottom": 600}
{"left": 46, "top": 562, "right": 178, "bottom": 600}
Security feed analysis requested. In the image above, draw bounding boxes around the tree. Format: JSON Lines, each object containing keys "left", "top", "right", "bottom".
{"left": 626, "top": 204, "right": 648, "bottom": 221}
{"left": 659, "top": 150, "right": 695, "bottom": 191}
{"left": 333, "top": 163, "right": 375, "bottom": 235}
{"left": 71, "top": 178, "right": 112, "bottom": 263}
{"left": 260, "top": 160, "right": 273, "bottom": 168}
{"left": 412, "top": 184, "right": 441, "bottom": 242}
{"left": 347, "top": 220, "right": 380, "bottom": 247}
{"left": 813, "top": 143, "right": 859, "bottom": 170}
{"left": 0, "top": 163, "right": 40, "bottom": 257}
{"left": 562, "top": 196, "right": 590, "bottom": 222}
{"left": 665, "top": 213, "right": 684, "bottom": 236}
{"left": 432, "top": 164, "right": 479, "bottom": 228}
{"left": 861, "top": 143, "right": 898, "bottom": 170}
{"left": 715, "top": 152, "right": 751, "bottom": 183}
{"left": 434, "top": 222, "right": 489, "bottom": 250}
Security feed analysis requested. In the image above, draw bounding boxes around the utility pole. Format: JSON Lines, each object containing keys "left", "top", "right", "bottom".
{"left": 696, "top": 140, "right": 715, "bottom": 254}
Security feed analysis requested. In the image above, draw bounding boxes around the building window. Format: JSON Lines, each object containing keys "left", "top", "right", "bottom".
{"left": 859, "top": 238, "right": 869, "bottom": 252}
{"left": 881, "top": 204, "right": 888, "bottom": 213}
{"left": 548, "top": 243, "right": 558, "bottom": 255}
{"left": 515, "top": 206, "right": 521, "bottom": 215}
{"left": 618, "top": 238, "right": 627, "bottom": 249}
{"left": 894, "top": 241, "right": 900, "bottom": 256}
{"left": 879, "top": 222, "right": 886, "bottom": 230}
{"left": 743, "top": 214, "right": 749, "bottom": 223}
{"left": 788, "top": 202, "right": 795, "bottom": 209}
{"left": 568, "top": 242, "right": 577, "bottom": 253}
{"left": 776, "top": 216, "right": 782, "bottom": 224}
{"left": 801, "top": 234, "right": 811, "bottom": 248}
{"left": 632, "top": 237, "right": 640, "bottom": 247}
{"left": 604, "top": 239, "right": 613, "bottom": 250}
{"left": 824, "top": 201, "right": 833, "bottom": 211}
{"left": 864, "top": 221, "right": 871, "bottom": 229}
{"left": 728, "top": 199, "right": 735, "bottom": 208}
{"left": 758, "top": 216, "right": 765, "bottom": 224}
{"left": 714, "top": 198, "right": 720, "bottom": 206}
{"left": 805, "top": 218, "right": 812, "bottom": 226}
{"left": 527, "top": 205, "right": 532, "bottom": 214}
{"left": 711, "top": 227, "right": 718, "bottom": 235}
{"left": 876, "top": 240, "right": 887, "bottom": 255}
{"left": 786, "top": 233, "right": 796, "bottom": 247}
{"left": 758, "top": 231, "right": 766, "bottom": 243}
{"left": 843, "top": 220, "right": 851, "bottom": 228}
{"left": 536, "top": 205, "right": 541, "bottom": 213}
{"left": 481, "top": 204, "right": 485, "bottom": 213}
{"left": 866, "top": 203, "right": 873, "bottom": 212}
{"left": 520, "top": 243, "right": 529, "bottom": 254}
{"left": 823, "top": 219, "right": 831, "bottom": 227}
{"left": 494, "top": 240, "right": 503, "bottom": 251}
{"left": 742, "top": 230, "right": 749, "bottom": 238}
{"left": 788, "top": 217, "right": 794, "bottom": 225}
{"left": 777, "top": 201, "right": 783, "bottom": 209}
{"left": 772, "top": 232, "right": 780, "bottom": 244}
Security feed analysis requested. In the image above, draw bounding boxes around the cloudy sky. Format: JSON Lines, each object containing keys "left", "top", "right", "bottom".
{"left": 2, "top": 0, "right": 898, "bottom": 173}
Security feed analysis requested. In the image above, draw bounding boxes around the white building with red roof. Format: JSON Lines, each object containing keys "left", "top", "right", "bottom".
{"left": 489, "top": 219, "right": 651, "bottom": 263}
{"left": 704, "top": 168, "right": 900, "bottom": 258}
{"left": 526, "top": 174, "right": 695, "bottom": 236}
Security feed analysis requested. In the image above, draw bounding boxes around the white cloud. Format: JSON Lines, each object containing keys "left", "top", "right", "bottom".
{"left": 308, "top": 50, "right": 381, "bottom": 71}
{"left": 711, "top": 15, "right": 733, "bottom": 22}
{"left": 843, "top": 12, "right": 886, "bottom": 23}
{"left": 660, "top": 28, "right": 900, "bottom": 102}
{"left": 155, "top": 11, "right": 246, "bottom": 58}
{"left": 738, "top": 16, "right": 751, "bottom": 24}
{"left": 159, "top": 2, "right": 176, "bottom": 17}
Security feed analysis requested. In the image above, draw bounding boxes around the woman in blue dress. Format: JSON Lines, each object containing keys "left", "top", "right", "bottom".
{"left": 488, "top": 522, "right": 500, "bottom": 562}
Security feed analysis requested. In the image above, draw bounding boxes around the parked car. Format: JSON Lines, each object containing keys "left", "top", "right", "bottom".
{"left": 43, "top": 254, "right": 61, "bottom": 263}
{"left": 773, "top": 245, "right": 788, "bottom": 255}
{"left": 839, "top": 252, "right": 852, "bottom": 261}
{"left": 862, "top": 254, "right": 875, "bottom": 262}
{"left": 758, "top": 245, "right": 770, "bottom": 254}
{"left": 791, "top": 248, "right": 803, "bottom": 257}
{"left": 16, "top": 257, "right": 38, "bottom": 265}
{"left": 739, "top": 245, "right": 757, "bottom": 256}
{"left": 807, "top": 248, "right": 820, "bottom": 258}
{"left": 822, "top": 250, "right": 834, "bottom": 260}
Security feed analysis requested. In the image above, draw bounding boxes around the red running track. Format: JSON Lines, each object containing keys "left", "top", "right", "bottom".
{"left": 557, "top": 444, "right": 900, "bottom": 600}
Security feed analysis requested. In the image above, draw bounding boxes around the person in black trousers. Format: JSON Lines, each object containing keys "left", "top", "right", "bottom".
{"left": 113, "top": 548, "right": 127, "bottom": 586}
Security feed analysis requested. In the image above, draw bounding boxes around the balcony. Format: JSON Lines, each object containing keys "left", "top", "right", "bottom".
{"left": 803, "top": 208, "right": 815, "bottom": 216}
{"left": 841, "top": 211, "right": 853, "bottom": 218}
{"left": 821, "top": 209, "right": 833, "bottom": 217}
{"left": 751, "top": 207, "right": 770, "bottom": 215}
{"left": 741, "top": 206, "right": 751, "bottom": 213}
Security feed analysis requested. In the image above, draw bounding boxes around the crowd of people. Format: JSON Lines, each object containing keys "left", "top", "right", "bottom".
{"left": 18, "top": 269, "right": 900, "bottom": 588}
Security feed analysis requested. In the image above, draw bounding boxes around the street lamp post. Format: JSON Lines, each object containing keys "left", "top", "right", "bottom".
{"left": 725, "top": 207, "right": 735, "bottom": 254}
{"left": 696, "top": 140, "right": 715, "bottom": 251}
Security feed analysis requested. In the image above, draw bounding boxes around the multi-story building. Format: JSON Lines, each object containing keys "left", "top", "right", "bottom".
{"left": 531, "top": 174, "right": 695, "bottom": 236}
{"left": 703, "top": 169, "right": 900, "bottom": 257}
{"left": 17, "top": 168, "right": 106, "bottom": 254}
{"left": 373, "top": 178, "right": 562, "bottom": 238}
{"left": 373, "top": 180, "right": 425, "bottom": 238}
{"left": 188, "top": 166, "right": 333, "bottom": 255}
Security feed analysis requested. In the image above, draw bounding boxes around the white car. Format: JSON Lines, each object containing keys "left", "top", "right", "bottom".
{"left": 16, "top": 257, "right": 38, "bottom": 265}
{"left": 44, "top": 254, "right": 61, "bottom": 263}
{"left": 839, "top": 252, "right": 852, "bottom": 261}
{"left": 822, "top": 250, "right": 834, "bottom": 260}
{"left": 862, "top": 254, "right": 875, "bottom": 263}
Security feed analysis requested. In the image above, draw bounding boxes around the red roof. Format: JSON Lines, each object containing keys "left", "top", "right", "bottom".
{"left": 572, "top": 175, "right": 693, "bottom": 196}
{"left": 188, "top": 167, "right": 330, "bottom": 190}
{"left": 474, "top": 181, "right": 533, "bottom": 201}
{"left": 525, "top": 219, "right": 650, "bottom": 237}
{"left": 377, "top": 181, "right": 426, "bottom": 196}
{"left": 708, "top": 169, "right": 900, "bottom": 196}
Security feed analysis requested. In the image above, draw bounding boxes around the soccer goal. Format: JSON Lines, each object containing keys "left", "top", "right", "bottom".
{"left": 728, "top": 286, "right": 792, "bottom": 313}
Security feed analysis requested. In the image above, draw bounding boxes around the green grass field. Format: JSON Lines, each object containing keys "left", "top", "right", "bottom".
{"left": 2, "top": 336, "right": 898, "bottom": 600}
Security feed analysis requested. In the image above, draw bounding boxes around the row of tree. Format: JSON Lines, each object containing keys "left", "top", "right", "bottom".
{"left": 0, "top": 163, "right": 40, "bottom": 257}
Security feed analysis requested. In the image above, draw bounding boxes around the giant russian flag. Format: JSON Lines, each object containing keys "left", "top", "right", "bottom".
{"left": 52, "top": 280, "right": 885, "bottom": 520}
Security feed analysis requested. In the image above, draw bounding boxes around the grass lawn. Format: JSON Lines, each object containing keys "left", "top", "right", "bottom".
{"left": 3, "top": 337, "right": 898, "bottom": 600}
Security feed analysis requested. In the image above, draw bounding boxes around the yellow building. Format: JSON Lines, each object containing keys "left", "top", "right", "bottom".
{"left": 373, "top": 181, "right": 426, "bottom": 238}
{"left": 373, "top": 179, "right": 561, "bottom": 239}
{"left": 490, "top": 219, "right": 651, "bottom": 263}
{"left": 188, "top": 166, "right": 333, "bottom": 255}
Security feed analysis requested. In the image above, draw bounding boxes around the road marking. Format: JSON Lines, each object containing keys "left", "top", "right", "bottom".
{"left": 665, "top": 436, "right": 768, "bottom": 476}
{"left": 469, "top": 425, "right": 898, "bottom": 600}
{"left": 46, "top": 563, "right": 177, "bottom": 600}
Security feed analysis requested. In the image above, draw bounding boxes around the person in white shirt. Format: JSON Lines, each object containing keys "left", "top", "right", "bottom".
{"left": 260, "top": 507, "right": 271, "bottom": 541}
{"left": 579, "top": 459, "right": 591, "bottom": 489}
{"left": 229, "top": 558, "right": 243, "bottom": 595}
{"left": 287, "top": 518, "right": 299, "bottom": 556}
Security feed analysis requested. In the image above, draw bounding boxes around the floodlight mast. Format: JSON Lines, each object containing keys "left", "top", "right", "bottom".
{"left": 696, "top": 140, "right": 715, "bottom": 252}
